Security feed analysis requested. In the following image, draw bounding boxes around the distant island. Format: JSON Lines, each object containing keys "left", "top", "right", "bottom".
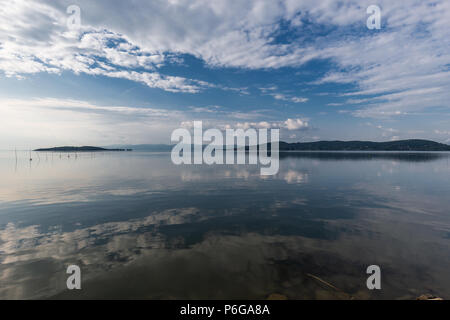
{"left": 34, "top": 146, "right": 131, "bottom": 152}
{"left": 107, "top": 139, "right": 450, "bottom": 152}
{"left": 105, "top": 144, "right": 173, "bottom": 152}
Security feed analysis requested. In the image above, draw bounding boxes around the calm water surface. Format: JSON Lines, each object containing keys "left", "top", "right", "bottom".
{"left": 0, "top": 151, "right": 449, "bottom": 299}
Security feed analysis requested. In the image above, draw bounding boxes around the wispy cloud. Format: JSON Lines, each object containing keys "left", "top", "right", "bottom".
{"left": 0, "top": 2, "right": 212, "bottom": 93}
{"left": 271, "top": 94, "right": 309, "bottom": 104}
{"left": 0, "top": 97, "right": 185, "bottom": 148}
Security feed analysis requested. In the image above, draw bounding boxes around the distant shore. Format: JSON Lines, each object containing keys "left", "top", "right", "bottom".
{"left": 34, "top": 139, "right": 450, "bottom": 152}
{"left": 34, "top": 146, "right": 132, "bottom": 152}
{"left": 106, "top": 139, "right": 450, "bottom": 152}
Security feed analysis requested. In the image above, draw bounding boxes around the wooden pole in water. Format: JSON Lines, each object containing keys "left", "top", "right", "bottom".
{"left": 15, "top": 148, "right": 18, "bottom": 172}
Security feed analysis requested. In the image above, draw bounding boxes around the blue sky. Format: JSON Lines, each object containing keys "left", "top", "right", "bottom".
{"left": 0, "top": 0, "right": 449, "bottom": 148}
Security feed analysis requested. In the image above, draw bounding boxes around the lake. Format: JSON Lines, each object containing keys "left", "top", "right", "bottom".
{"left": 0, "top": 151, "right": 449, "bottom": 299}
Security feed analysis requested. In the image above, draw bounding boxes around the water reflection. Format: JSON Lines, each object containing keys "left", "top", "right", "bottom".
{"left": 0, "top": 151, "right": 449, "bottom": 299}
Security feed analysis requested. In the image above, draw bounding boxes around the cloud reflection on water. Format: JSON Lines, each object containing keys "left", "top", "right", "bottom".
{"left": 0, "top": 151, "right": 449, "bottom": 299}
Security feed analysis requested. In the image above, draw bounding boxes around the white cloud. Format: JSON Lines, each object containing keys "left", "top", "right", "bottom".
{"left": 284, "top": 118, "right": 309, "bottom": 130}
{"left": 311, "top": 1, "right": 450, "bottom": 118}
{"left": 223, "top": 118, "right": 309, "bottom": 131}
{"left": 435, "top": 130, "right": 450, "bottom": 135}
{"left": 291, "top": 97, "right": 309, "bottom": 103}
{"left": 1, "top": 0, "right": 449, "bottom": 117}
{"left": 271, "top": 93, "right": 308, "bottom": 103}
{"left": 327, "top": 103, "right": 344, "bottom": 106}
{"left": 0, "top": 1, "right": 211, "bottom": 93}
{"left": 189, "top": 105, "right": 222, "bottom": 113}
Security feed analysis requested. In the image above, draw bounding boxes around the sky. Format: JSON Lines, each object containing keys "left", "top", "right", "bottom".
{"left": 0, "top": 0, "right": 449, "bottom": 149}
